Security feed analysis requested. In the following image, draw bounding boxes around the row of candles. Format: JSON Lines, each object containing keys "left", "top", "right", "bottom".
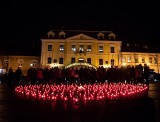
{"left": 15, "top": 83, "right": 148, "bottom": 103}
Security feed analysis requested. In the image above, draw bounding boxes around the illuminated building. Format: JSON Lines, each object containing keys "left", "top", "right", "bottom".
{"left": 121, "top": 43, "right": 160, "bottom": 73}
{"left": 40, "top": 30, "right": 121, "bottom": 69}
{"left": 41, "top": 30, "right": 160, "bottom": 73}
{"left": 1, "top": 30, "right": 159, "bottom": 76}
{"left": 0, "top": 55, "right": 40, "bottom": 75}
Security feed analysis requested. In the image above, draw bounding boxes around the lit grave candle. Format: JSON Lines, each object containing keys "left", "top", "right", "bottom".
{"left": 15, "top": 83, "right": 148, "bottom": 102}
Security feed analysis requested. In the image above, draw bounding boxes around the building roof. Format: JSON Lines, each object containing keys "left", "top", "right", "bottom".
{"left": 41, "top": 30, "right": 121, "bottom": 41}
{"left": 121, "top": 41, "right": 160, "bottom": 53}
{"left": 1, "top": 29, "right": 159, "bottom": 56}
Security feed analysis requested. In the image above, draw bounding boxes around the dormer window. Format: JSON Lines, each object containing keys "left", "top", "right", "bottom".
{"left": 59, "top": 31, "right": 66, "bottom": 38}
{"left": 97, "top": 32, "right": 104, "bottom": 39}
{"left": 135, "top": 44, "right": 140, "bottom": 47}
{"left": 108, "top": 32, "right": 116, "bottom": 40}
{"left": 143, "top": 45, "right": 148, "bottom": 49}
{"left": 47, "top": 31, "right": 55, "bottom": 38}
{"left": 126, "top": 43, "right": 130, "bottom": 46}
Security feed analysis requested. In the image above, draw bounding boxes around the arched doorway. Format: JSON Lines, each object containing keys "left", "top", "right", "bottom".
{"left": 65, "top": 62, "right": 97, "bottom": 69}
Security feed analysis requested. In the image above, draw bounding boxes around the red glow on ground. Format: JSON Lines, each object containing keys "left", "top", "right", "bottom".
{"left": 15, "top": 83, "right": 148, "bottom": 102}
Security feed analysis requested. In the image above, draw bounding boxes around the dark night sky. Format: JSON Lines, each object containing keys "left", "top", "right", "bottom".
{"left": 1, "top": 1, "right": 160, "bottom": 55}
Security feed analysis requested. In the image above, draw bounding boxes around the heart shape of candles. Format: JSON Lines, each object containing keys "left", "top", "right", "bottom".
{"left": 15, "top": 83, "right": 148, "bottom": 102}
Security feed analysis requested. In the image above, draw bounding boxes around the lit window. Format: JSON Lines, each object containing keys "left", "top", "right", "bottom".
{"left": 135, "top": 57, "right": 138, "bottom": 63}
{"left": 5, "top": 60, "right": 9, "bottom": 68}
{"left": 48, "top": 45, "right": 52, "bottom": 51}
{"left": 122, "top": 57, "right": 126, "bottom": 63}
{"left": 47, "top": 57, "right": 52, "bottom": 64}
{"left": 59, "top": 45, "right": 64, "bottom": 52}
{"left": 154, "top": 56, "right": 158, "bottom": 64}
{"left": 149, "top": 57, "right": 152, "bottom": 63}
{"left": 127, "top": 57, "right": 131, "bottom": 62}
{"left": 111, "top": 59, "right": 114, "bottom": 66}
{"left": 79, "top": 58, "right": 84, "bottom": 63}
{"left": 142, "top": 57, "right": 145, "bottom": 63}
{"left": 71, "top": 45, "right": 76, "bottom": 52}
{"left": 99, "top": 46, "right": 103, "bottom": 53}
{"left": 31, "top": 61, "right": 37, "bottom": 67}
{"left": 87, "top": 45, "right": 92, "bottom": 52}
{"left": 18, "top": 59, "right": 24, "bottom": 67}
{"left": 79, "top": 45, "right": 84, "bottom": 52}
{"left": 18, "top": 61, "right": 23, "bottom": 67}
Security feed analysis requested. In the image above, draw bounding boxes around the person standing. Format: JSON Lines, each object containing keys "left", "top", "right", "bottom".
{"left": 15, "top": 67, "right": 22, "bottom": 85}
{"left": 143, "top": 64, "right": 150, "bottom": 89}
{"left": 8, "top": 67, "right": 14, "bottom": 87}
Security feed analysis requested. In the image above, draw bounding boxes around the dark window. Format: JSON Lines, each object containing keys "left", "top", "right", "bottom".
{"left": 142, "top": 57, "right": 145, "bottom": 63}
{"left": 53, "top": 59, "right": 57, "bottom": 63}
{"left": 71, "top": 58, "right": 75, "bottom": 63}
{"left": 99, "top": 59, "right": 103, "bottom": 65}
{"left": 48, "top": 45, "right": 52, "bottom": 51}
{"left": 111, "top": 47, "right": 115, "bottom": 53}
{"left": 49, "top": 34, "right": 54, "bottom": 38}
{"left": 87, "top": 58, "right": 91, "bottom": 64}
{"left": 149, "top": 57, "right": 152, "bottom": 63}
{"left": 135, "top": 58, "right": 138, "bottom": 63}
{"left": 47, "top": 57, "right": 52, "bottom": 64}
{"left": 98, "top": 36, "right": 104, "bottom": 40}
{"left": 111, "top": 59, "right": 114, "bottom": 66}
{"left": 59, "top": 58, "right": 63, "bottom": 64}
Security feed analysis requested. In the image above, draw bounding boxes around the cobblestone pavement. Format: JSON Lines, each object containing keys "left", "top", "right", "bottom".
{"left": 148, "top": 82, "right": 160, "bottom": 122}
{"left": 0, "top": 82, "right": 160, "bottom": 122}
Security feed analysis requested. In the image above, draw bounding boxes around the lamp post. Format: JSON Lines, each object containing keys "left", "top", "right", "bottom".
{"left": 117, "top": 50, "right": 120, "bottom": 67}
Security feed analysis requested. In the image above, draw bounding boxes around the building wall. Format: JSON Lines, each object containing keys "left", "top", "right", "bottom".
{"left": 0, "top": 56, "right": 40, "bottom": 76}
{"left": 40, "top": 31, "right": 160, "bottom": 73}
{"left": 2, "top": 31, "right": 159, "bottom": 76}
{"left": 40, "top": 33, "right": 122, "bottom": 69}
{"left": 121, "top": 52, "right": 160, "bottom": 73}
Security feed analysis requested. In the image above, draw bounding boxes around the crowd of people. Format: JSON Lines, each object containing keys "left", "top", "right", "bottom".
{"left": 0, "top": 64, "right": 150, "bottom": 88}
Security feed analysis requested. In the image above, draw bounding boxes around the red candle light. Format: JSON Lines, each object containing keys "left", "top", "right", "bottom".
{"left": 15, "top": 82, "right": 148, "bottom": 102}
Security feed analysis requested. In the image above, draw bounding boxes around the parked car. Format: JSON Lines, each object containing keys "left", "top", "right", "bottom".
{"left": 153, "top": 73, "right": 160, "bottom": 82}
{"left": 148, "top": 69, "right": 160, "bottom": 82}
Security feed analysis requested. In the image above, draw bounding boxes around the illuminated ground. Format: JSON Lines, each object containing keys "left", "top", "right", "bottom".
{"left": 15, "top": 83, "right": 148, "bottom": 102}
{"left": 0, "top": 82, "right": 159, "bottom": 122}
